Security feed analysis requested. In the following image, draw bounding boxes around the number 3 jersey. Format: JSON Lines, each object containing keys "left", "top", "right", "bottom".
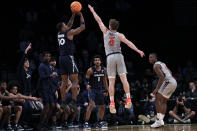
{"left": 57, "top": 31, "right": 75, "bottom": 56}
{"left": 104, "top": 30, "right": 122, "bottom": 56}
{"left": 89, "top": 66, "right": 105, "bottom": 90}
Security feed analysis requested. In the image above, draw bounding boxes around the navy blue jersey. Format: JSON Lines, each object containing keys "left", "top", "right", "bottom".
{"left": 89, "top": 66, "right": 105, "bottom": 89}
{"left": 50, "top": 66, "right": 59, "bottom": 94}
{"left": 38, "top": 62, "right": 52, "bottom": 90}
{"left": 57, "top": 31, "right": 75, "bottom": 56}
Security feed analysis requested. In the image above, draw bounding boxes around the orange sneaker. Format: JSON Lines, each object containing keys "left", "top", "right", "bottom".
{"left": 109, "top": 101, "right": 116, "bottom": 114}
{"left": 125, "top": 98, "right": 132, "bottom": 109}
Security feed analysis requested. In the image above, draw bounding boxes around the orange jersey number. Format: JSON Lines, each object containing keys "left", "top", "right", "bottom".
{"left": 108, "top": 36, "right": 115, "bottom": 47}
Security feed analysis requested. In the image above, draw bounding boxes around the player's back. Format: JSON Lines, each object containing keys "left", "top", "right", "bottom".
{"left": 154, "top": 61, "right": 173, "bottom": 80}
{"left": 104, "top": 30, "right": 121, "bottom": 56}
{"left": 89, "top": 66, "right": 105, "bottom": 89}
{"left": 57, "top": 31, "right": 74, "bottom": 56}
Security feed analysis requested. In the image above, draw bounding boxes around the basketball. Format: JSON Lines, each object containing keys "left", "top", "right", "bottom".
{"left": 70, "top": 1, "right": 82, "bottom": 13}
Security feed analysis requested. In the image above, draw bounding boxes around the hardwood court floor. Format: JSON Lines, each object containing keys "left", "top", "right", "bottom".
{"left": 52, "top": 124, "right": 197, "bottom": 131}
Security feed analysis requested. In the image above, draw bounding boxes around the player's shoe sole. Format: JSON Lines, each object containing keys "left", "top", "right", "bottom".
{"left": 125, "top": 98, "right": 132, "bottom": 109}
{"left": 109, "top": 105, "right": 116, "bottom": 114}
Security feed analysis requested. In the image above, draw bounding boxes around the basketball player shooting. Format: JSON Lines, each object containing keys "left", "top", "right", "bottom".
{"left": 56, "top": 9, "right": 85, "bottom": 112}
{"left": 88, "top": 5, "right": 145, "bottom": 114}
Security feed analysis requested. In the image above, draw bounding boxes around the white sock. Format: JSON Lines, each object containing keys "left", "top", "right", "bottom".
{"left": 110, "top": 96, "right": 114, "bottom": 102}
{"left": 157, "top": 113, "right": 165, "bottom": 121}
{"left": 126, "top": 93, "right": 130, "bottom": 99}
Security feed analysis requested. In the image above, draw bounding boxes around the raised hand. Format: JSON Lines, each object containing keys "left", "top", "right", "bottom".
{"left": 88, "top": 4, "right": 94, "bottom": 12}
{"left": 25, "top": 43, "right": 32, "bottom": 54}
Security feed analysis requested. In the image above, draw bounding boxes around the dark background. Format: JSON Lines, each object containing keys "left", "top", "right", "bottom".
{"left": 1, "top": 0, "right": 197, "bottom": 77}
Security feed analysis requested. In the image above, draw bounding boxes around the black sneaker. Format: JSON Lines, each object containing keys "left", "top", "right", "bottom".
{"left": 68, "top": 122, "right": 75, "bottom": 128}
{"left": 62, "top": 121, "right": 68, "bottom": 129}
{"left": 68, "top": 100, "right": 78, "bottom": 113}
{"left": 6, "top": 124, "right": 14, "bottom": 131}
{"left": 100, "top": 121, "right": 108, "bottom": 129}
{"left": 50, "top": 122, "right": 58, "bottom": 130}
{"left": 13, "top": 124, "right": 24, "bottom": 131}
{"left": 83, "top": 122, "right": 91, "bottom": 129}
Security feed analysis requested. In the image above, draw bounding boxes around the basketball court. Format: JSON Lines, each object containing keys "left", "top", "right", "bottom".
{"left": 50, "top": 124, "right": 197, "bottom": 131}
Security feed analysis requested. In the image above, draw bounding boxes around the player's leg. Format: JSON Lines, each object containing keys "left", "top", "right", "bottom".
{"left": 60, "top": 75, "right": 69, "bottom": 102}
{"left": 107, "top": 55, "right": 117, "bottom": 114}
{"left": 151, "top": 80, "right": 177, "bottom": 128}
{"left": 70, "top": 74, "right": 79, "bottom": 101}
{"left": 117, "top": 54, "right": 131, "bottom": 108}
{"left": 84, "top": 90, "right": 96, "bottom": 129}
{"left": 119, "top": 74, "right": 132, "bottom": 108}
{"left": 85, "top": 100, "right": 95, "bottom": 122}
{"left": 108, "top": 78, "right": 116, "bottom": 114}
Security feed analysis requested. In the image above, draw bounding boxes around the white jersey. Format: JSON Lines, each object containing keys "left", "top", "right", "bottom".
{"left": 154, "top": 61, "right": 173, "bottom": 80}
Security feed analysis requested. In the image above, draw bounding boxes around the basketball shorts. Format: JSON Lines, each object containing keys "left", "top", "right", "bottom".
{"left": 107, "top": 53, "right": 127, "bottom": 78}
{"left": 158, "top": 78, "right": 177, "bottom": 99}
{"left": 59, "top": 55, "right": 79, "bottom": 75}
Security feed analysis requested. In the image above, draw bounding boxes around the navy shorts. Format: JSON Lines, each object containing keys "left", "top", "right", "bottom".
{"left": 40, "top": 88, "right": 55, "bottom": 105}
{"left": 88, "top": 89, "right": 104, "bottom": 105}
{"left": 59, "top": 55, "right": 79, "bottom": 75}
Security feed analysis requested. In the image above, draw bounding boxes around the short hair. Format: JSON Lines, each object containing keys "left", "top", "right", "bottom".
{"left": 43, "top": 51, "right": 51, "bottom": 57}
{"left": 50, "top": 57, "right": 56, "bottom": 62}
{"left": 109, "top": 19, "right": 119, "bottom": 30}
{"left": 7, "top": 81, "right": 20, "bottom": 91}
{"left": 150, "top": 53, "right": 158, "bottom": 58}
{"left": 0, "top": 81, "right": 6, "bottom": 86}
{"left": 56, "top": 22, "right": 64, "bottom": 31}
{"left": 24, "top": 57, "right": 29, "bottom": 63}
{"left": 93, "top": 55, "right": 102, "bottom": 62}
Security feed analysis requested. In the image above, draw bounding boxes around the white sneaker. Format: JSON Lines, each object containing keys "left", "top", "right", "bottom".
{"left": 151, "top": 120, "right": 164, "bottom": 128}
{"left": 174, "top": 119, "right": 179, "bottom": 123}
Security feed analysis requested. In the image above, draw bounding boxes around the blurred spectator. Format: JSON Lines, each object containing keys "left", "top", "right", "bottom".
{"left": 169, "top": 95, "right": 196, "bottom": 123}
{"left": 138, "top": 94, "right": 156, "bottom": 124}
{"left": 186, "top": 81, "right": 197, "bottom": 98}
{"left": 17, "top": 43, "right": 33, "bottom": 96}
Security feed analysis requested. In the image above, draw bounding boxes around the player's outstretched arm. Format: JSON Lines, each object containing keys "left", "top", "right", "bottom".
{"left": 119, "top": 33, "right": 145, "bottom": 57}
{"left": 67, "top": 13, "right": 76, "bottom": 30}
{"left": 88, "top": 4, "right": 108, "bottom": 34}
{"left": 152, "top": 64, "right": 165, "bottom": 95}
{"left": 67, "top": 12, "right": 85, "bottom": 36}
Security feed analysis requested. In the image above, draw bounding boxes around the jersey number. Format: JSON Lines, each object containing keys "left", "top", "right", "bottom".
{"left": 58, "top": 38, "right": 65, "bottom": 46}
{"left": 98, "top": 77, "right": 100, "bottom": 82}
{"left": 108, "top": 36, "right": 115, "bottom": 47}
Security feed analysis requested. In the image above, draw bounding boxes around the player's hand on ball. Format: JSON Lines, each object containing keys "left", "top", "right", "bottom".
{"left": 76, "top": 12, "right": 82, "bottom": 16}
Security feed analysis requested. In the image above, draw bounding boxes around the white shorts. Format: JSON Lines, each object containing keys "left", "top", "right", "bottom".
{"left": 158, "top": 78, "right": 177, "bottom": 99}
{"left": 107, "top": 53, "right": 127, "bottom": 78}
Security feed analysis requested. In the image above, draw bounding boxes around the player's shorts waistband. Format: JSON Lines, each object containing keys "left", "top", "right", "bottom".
{"left": 106, "top": 52, "right": 122, "bottom": 57}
